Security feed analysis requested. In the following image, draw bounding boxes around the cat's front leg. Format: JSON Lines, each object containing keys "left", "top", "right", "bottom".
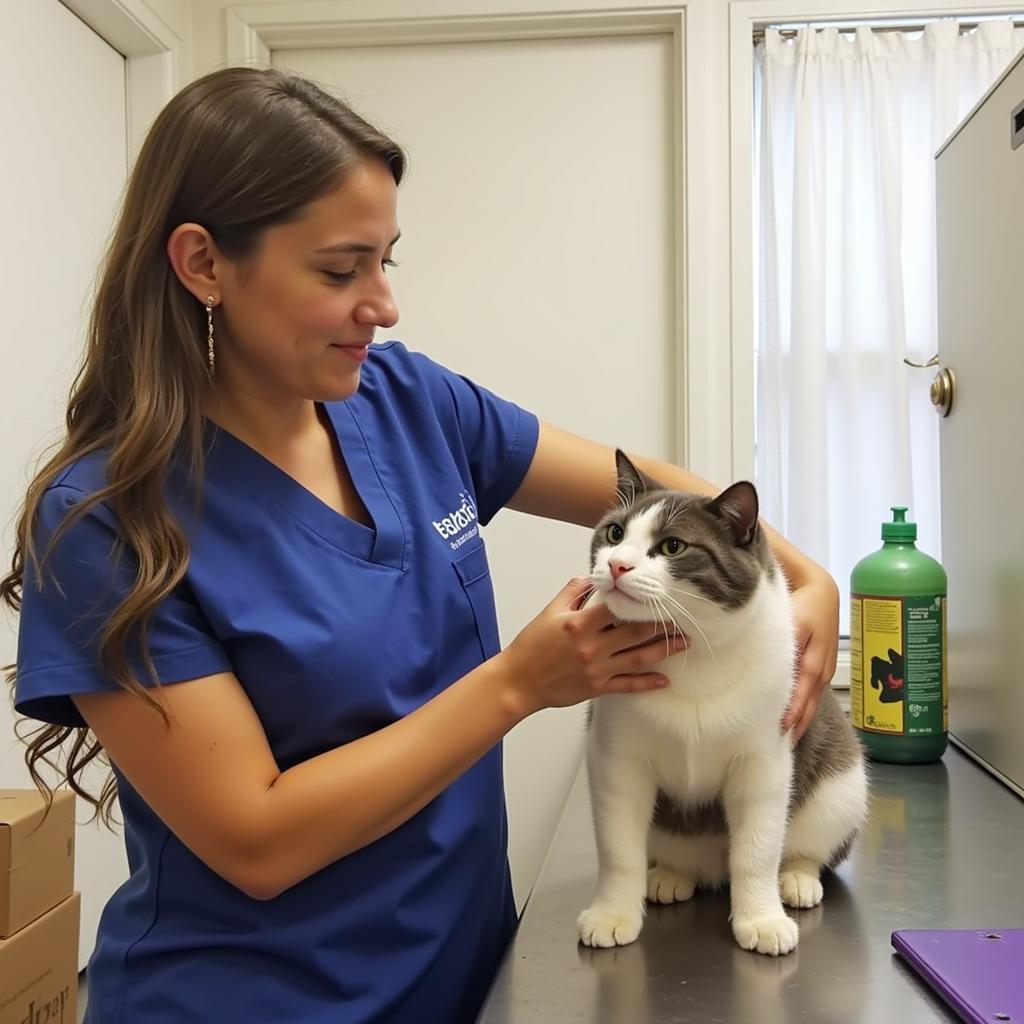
{"left": 577, "top": 747, "right": 657, "bottom": 948}
{"left": 723, "top": 753, "right": 799, "bottom": 956}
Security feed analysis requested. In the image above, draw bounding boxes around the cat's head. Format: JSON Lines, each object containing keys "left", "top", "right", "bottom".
{"left": 589, "top": 451, "right": 777, "bottom": 645}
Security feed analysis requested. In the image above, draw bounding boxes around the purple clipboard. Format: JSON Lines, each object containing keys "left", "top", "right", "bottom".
{"left": 892, "top": 929, "right": 1024, "bottom": 1024}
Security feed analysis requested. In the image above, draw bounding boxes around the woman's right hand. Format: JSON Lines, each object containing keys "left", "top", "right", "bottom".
{"left": 494, "top": 577, "right": 687, "bottom": 719}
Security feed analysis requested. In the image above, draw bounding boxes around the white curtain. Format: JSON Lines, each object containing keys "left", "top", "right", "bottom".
{"left": 755, "top": 19, "right": 1024, "bottom": 631}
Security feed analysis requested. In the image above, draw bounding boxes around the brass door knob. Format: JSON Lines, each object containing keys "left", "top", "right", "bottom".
{"left": 930, "top": 367, "right": 955, "bottom": 417}
{"left": 904, "top": 357, "right": 955, "bottom": 417}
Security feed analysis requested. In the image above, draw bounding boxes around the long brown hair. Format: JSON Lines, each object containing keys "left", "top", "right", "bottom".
{"left": 0, "top": 67, "right": 405, "bottom": 822}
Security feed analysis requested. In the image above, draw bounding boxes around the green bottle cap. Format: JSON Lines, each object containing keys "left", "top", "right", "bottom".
{"left": 882, "top": 506, "right": 917, "bottom": 542}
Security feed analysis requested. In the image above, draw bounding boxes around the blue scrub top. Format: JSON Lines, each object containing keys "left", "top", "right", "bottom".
{"left": 15, "top": 341, "right": 540, "bottom": 1024}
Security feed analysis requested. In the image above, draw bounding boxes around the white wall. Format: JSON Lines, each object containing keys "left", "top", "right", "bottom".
{"left": 190, "top": 0, "right": 240, "bottom": 77}
{"left": 142, "top": 0, "right": 189, "bottom": 36}
{"left": 144, "top": 0, "right": 193, "bottom": 77}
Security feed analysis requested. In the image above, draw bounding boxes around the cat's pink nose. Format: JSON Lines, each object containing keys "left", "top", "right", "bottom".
{"left": 610, "top": 559, "right": 634, "bottom": 579}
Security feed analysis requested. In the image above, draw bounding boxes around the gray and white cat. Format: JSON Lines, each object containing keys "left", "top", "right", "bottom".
{"left": 577, "top": 452, "right": 867, "bottom": 956}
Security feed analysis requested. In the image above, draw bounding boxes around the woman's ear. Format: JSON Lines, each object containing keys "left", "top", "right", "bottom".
{"left": 166, "top": 223, "right": 225, "bottom": 305}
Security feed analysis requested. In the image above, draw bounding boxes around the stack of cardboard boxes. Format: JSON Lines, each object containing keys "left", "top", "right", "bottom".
{"left": 0, "top": 791, "right": 79, "bottom": 1024}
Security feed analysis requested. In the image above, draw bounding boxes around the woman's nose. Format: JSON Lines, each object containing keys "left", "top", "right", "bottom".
{"left": 356, "top": 280, "right": 399, "bottom": 329}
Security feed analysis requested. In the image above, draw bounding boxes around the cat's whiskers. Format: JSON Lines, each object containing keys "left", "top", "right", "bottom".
{"left": 646, "top": 594, "right": 674, "bottom": 657}
{"left": 584, "top": 572, "right": 679, "bottom": 660}
{"left": 658, "top": 591, "right": 716, "bottom": 662}
{"left": 582, "top": 573, "right": 607, "bottom": 608}
{"left": 651, "top": 594, "right": 688, "bottom": 674}
{"left": 629, "top": 579, "right": 717, "bottom": 656}
{"left": 623, "top": 579, "right": 685, "bottom": 641}
{"left": 668, "top": 586, "right": 717, "bottom": 606}
{"left": 620, "top": 576, "right": 686, "bottom": 662}
{"left": 585, "top": 570, "right": 706, "bottom": 662}
{"left": 620, "top": 575, "right": 660, "bottom": 597}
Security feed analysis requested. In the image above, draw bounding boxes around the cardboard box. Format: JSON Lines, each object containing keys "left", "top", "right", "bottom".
{"left": 0, "top": 892, "right": 80, "bottom": 1024}
{"left": 0, "top": 791, "right": 75, "bottom": 939}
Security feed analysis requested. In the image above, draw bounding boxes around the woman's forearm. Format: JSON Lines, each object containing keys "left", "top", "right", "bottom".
{"left": 250, "top": 657, "right": 523, "bottom": 898}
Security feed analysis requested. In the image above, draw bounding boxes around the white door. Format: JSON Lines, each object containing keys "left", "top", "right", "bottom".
{"left": 936, "top": 48, "right": 1024, "bottom": 796}
{"left": 275, "top": 33, "right": 678, "bottom": 906}
{"left": 0, "top": 0, "right": 130, "bottom": 969}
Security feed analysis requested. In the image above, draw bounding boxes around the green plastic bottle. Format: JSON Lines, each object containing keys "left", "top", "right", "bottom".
{"left": 850, "top": 507, "right": 947, "bottom": 764}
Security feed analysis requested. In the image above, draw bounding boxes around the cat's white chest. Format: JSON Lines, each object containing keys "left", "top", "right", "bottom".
{"left": 647, "top": 719, "right": 734, "bottom": 803}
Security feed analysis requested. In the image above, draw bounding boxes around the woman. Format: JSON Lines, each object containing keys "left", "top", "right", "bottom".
{"left": 4, "top": 67, "right": 838, "bottom": 1023}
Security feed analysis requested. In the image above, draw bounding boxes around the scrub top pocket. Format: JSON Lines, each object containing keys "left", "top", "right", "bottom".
{"left": 452, "top": 543, "right": 502, "bottom": 661}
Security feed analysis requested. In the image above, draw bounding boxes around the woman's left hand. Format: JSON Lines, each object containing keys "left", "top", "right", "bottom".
{"left": 783, "top": 566, "right": 841, "bottom": 741}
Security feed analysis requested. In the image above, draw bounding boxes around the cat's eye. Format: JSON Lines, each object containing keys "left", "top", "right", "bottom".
{"left": 659, "top": 537, "right": 685, "bottom": 556}
{"left": 606, "top": 523, "right": 625, "bottom": 544}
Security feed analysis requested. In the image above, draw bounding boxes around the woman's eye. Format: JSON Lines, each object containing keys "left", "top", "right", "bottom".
{"left": 325, "top": 259, "right": 398, "bottom": 284}
{"left": 606, "top": 523, "right": 624, "bottom": 544}
{"left": 659, "top": 537, "right": 685, "bottom": 556}
{"left": 324, "top": 270, "right": 356, "bottom": 284}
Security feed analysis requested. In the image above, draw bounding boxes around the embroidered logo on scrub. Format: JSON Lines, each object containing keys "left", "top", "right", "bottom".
{"left": 433, "top": 491, "right": 479, "bottom": 550}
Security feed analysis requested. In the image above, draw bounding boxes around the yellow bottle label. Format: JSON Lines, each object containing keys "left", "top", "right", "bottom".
{"left": 851, "top": 594, "right": 945, "bottom": 736}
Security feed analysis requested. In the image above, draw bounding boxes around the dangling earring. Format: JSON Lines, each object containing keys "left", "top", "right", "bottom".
{"left": 206, "top": 296, "right": 216, "bottom": 376}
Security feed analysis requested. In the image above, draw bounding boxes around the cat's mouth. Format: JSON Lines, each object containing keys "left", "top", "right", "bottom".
{"left": 604, "top": 584, "right": 645, "bottom": 613}
{"left": 609, "top": 581, "right": 640, "bottom": 601}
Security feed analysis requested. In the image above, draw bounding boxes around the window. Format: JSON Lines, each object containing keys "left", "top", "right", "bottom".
{"left": 753, "top": 18, "right": 1024, "bottom": 633}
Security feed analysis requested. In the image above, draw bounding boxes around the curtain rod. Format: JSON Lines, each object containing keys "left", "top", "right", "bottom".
{"left": 752, "top": 18, "right": 1024, "bottom": 45}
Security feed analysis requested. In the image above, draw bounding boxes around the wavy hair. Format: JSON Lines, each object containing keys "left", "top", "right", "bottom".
{"left": 1, "top": 67, "right": 405, "bottom": 822}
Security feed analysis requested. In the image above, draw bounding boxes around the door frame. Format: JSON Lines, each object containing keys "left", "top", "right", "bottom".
{"left": 60, "top": 0, "right": 183, "bottom": 157}
{"left": 225, "top": 0, "right": 733, "bottom": 481}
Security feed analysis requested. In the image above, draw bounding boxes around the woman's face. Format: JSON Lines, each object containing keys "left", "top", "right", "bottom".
{"left": 216, "top": 158, "right": 400, "bottom": 405}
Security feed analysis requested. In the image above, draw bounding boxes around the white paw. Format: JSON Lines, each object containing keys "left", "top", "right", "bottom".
{"left": 577, "top": 905, "right": 643, "bottom": 948}
{"left": 646, "top": 866, "right": 696, "bottom": 904}
{"left": 732, "top": 913, "right": 799, "bottom": 956}
{"left": 780, "top": 870, "right": 823, "bottom": 909}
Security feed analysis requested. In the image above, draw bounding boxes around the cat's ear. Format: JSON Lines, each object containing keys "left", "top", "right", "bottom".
{"left": 615, "top": 449, "right": 665, "bottom": 502}
{"left": 710, "top": 481, "right": 759, "bottom": 547}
